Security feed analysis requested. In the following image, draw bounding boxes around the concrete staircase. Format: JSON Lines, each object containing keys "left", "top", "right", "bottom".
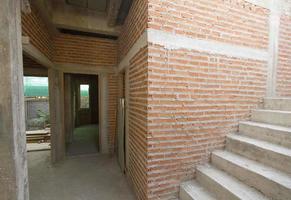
{"left": 180, "top": 98, "right": 291, "bottom": 200}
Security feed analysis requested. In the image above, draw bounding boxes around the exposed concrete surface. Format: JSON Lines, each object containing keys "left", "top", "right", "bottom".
{"left": 0, "top": 0, "right": 29, "bottom": 199}
{"left": 52, "top": 3, "right": 120, "bottom": 36}
{"left": 28, "top": 151, "right": 136, "bottom": 200}
{"left": 180, "top": 98, "right": 291, "bottom": 200}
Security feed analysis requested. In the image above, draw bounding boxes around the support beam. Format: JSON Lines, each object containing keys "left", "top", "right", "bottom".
{"left": 22, "top": 40, "right": 55, "bottom": 69}
{"left": 57, "top": 63, "right": 117, "bottom": 74}
{"left": 107, "top": 0, "right": 122, "bottom": 27}
{"left": 23, "top": 67, "right": 48, "bottom": 77}
{"left": 0, "top": 0, "right": 29, "bottom": 199}
{"left": 99, "top": 74, "right": 109, "bottom": 153}
{"left": 48, "top": 69, "right": 65, "bottom": 163}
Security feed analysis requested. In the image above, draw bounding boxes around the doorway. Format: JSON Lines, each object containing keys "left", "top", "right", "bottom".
{"left": 66, "top": 74, "right": 99, "bottom": 156}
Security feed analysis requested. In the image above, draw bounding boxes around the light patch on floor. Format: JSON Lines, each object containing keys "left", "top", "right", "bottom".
{"left": 66, "top": 124, "right": 99, "bottom": 156}
{"left": 28, "top": 151, "right": 136, "bottom": 200}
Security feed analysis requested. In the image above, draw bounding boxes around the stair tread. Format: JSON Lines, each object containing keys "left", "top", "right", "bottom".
{"left": 264, "top": 97, "right": 291, "bottom": 100}
{"left": 240, "top": 121, "right": 291, "bottom": 132}
{"left": 227, "top": 134, "right": 291, "bottom": 156}
{"left": 181, "top": 180, "right": 217, "bottom": 200}
{"left": 213, "top": 150, "right": 291, "bottom": 189}
{"left": 197, "top": 164, "right": 269, "bottom": 200}
{"left": 253, "top": 109, "right": 291, "bottom": 114}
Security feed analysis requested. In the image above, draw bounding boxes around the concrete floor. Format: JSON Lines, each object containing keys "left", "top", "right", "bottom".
{"left": 28, "top": 151, "right": 136, "bottom": 200}
{"left": 66, "top": 124, "right": 99, "bottom": 156}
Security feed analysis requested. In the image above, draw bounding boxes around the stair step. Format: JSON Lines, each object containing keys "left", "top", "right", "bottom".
{"left": 180, "top": 180, "right": 216, "bottom": 200}
{"left": 239, "top": 121, "right": 291, "bottom": 148}
{"left": 264, "top": 98, "right": 291, "bottom": 111}
{"left": 251, "top": 109, "right": 291, "bottom": 127}
{"left": 196, "top": 164, "right": 268, "bottom": 200}
{"left": 226, "top": 134, "right": 291, "bottom": 174}
{"left": 212, "top": 150, "right": 291, "bottom": 200}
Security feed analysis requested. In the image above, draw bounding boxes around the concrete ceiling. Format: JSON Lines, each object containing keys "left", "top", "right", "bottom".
{"left": 66, "top": 0, "right": 108, "bottom": 12}
{"left": 33, "top": 0, "right": 133, "bottom": 37}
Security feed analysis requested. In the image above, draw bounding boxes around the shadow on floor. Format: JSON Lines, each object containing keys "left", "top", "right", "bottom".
{"left": 28, "top": 151, "right": 136, "bottom": 200}
{"left": 66, "top": 124, "right": 99, "bottom": 156}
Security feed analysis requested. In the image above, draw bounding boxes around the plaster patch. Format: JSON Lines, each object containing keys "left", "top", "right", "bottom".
{"left": 147, "top": 29, "right": 268, "bottom": 61}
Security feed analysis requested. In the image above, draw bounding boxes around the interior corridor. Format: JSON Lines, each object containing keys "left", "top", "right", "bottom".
{"left": 28, "top": 151, "right": 135, "bottom": 200}
{"left": 66, "top": 124, "right": 99, "bottom": 156}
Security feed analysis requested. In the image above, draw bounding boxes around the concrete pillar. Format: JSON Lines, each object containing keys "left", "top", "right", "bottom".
{"left": 64, "top": 74, "right": 74, "bottom": 143}
{"left": 99, "top": 73, "right": 109, "bottom": 153}
{"left": 267, "top": 0, "right": 281, "bottom": 97}
{"left": 0, "top": 0, "right": 29, "bottom": 199}
{"left": 48, "top": 69, "right": 65, "bottom": 163}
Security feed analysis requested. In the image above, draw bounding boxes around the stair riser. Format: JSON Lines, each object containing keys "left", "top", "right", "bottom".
{"left": 197, "top": 170, "right": 240, "bottom": 200}
{"left": 264, "top": 99, "right": 291, "bottom": 111}
{"left": 251, "top": 111, "right": 291, "bottom": 127}
{"left": 179, "top": 188, "right": 195, "bottom": 200}
{"left": 226, "top": 137, "right": 291, "bottom": 174}
{"left": 239, "top": 123, "right": 291, "bottom": 148}
{"left": 212, "top": 154, "right": 291, "bottom": 200}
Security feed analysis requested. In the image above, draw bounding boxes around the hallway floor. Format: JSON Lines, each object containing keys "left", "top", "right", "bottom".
{"left": 66, "top": 124, "right": 99, "bottom": 156}
{"left": 28, "top": 151, "right": 136, "bottom": 200}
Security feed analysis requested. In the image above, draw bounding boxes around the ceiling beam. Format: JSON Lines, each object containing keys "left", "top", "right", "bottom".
{"left": 107, "top": 0, "right": 122, "bottom": 27}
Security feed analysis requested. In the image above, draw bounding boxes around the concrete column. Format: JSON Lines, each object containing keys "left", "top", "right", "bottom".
{"left": 64, "top": 74, "right": 74, "bottom": 143}
{"left": 0, "top": 0, "right": 29, "bottom": 199}
{"left": 99, "top": 73, "right": 109, "bottom": 153}
{"left": 267, "top": 0, "right": 281, "bottom": 97}
{"left": 48, "top": 69, "right": 65, "bottom": 163}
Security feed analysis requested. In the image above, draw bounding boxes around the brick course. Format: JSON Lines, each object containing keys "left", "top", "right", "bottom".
{"left": 148, "top": 0, "right": 269, "bottom": 49}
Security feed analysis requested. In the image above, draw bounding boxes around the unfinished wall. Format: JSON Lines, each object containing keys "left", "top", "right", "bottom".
{"left": 53, "top": 33, "right": 117, "bottom": 67}
{"left": 21, "top": 4, "right": 53, "bottom": 60}
{"left": 117, "top": 0, "right": 271, "bottom": 199}
{"left": 118, "top": 0, "right": 148, "bottom": 60}
{"left": 145, "top": 1, "right": 269, "bottom": 199}
{"left": 117, "top": 0, "right": 149, "bottom": 199}
{"left": 276, "top": 14, "right": 291, "bottom": 97}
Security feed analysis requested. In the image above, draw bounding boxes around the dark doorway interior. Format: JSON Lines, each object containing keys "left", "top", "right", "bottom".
{"left": 66, "top": 74, "right": 99, "bottom": 156}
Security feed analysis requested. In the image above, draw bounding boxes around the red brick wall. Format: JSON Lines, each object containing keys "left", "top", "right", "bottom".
{"left": 145, "top": 0, "right": 269, "bottom": 199}
{"left": 108, "top": 73, "right": 118, "bottom": 153}
{"left": 53, "top": 33, "right": 117, "bottom": 67}
{"left": 276, "top": 14, "right": 291, "bottom": 97}
{"left": 117, "top": 0, "right": 150, "bottom": 199}
{"left": 128, "top": 46, "right": 149, "bottom": 200}
{"left": 21, "top": 5, "right": 53, "bottom": 60}
{"left": 148, "top": 0, "right": 269, "bottom": 49}
{"left": 118, "top": 0, "right": 148, "bottom": 60}
{"left": 147, "top": 44, "right": 267, "bottom": 199}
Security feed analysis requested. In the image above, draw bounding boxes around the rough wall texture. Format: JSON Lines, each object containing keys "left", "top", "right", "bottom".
{"left": 147, "top": 44, "right": 267, "bottom": 199}
{"left": 128, "top": 46, "right": 149, "bottom": 200}
{"left": 21, "top": 4, "right": 53, "bottom": 60}
{"left": 117, "top": 0, "right": 150, "bottom": 199}
{"left": 121, "top": 0, "right": 269, "bottom": 199}
{"left": 108, "top": 73, "right": 118, "bottom": 153}
{"left": 276, "top": 14, "right": 291, "bottom": 97}
{"left": 118, "top": 0, "right": 148, "bottom": 60}
{"left": 53, "top": 33, "right": 118, "bottom": 67}
{"left": 148, "top": 0, "right": 269, "bottom": 49}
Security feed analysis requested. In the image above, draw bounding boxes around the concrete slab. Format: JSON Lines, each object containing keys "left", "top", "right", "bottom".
{"left": 28, "top": 151, "right": 136, "bottom": 200}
